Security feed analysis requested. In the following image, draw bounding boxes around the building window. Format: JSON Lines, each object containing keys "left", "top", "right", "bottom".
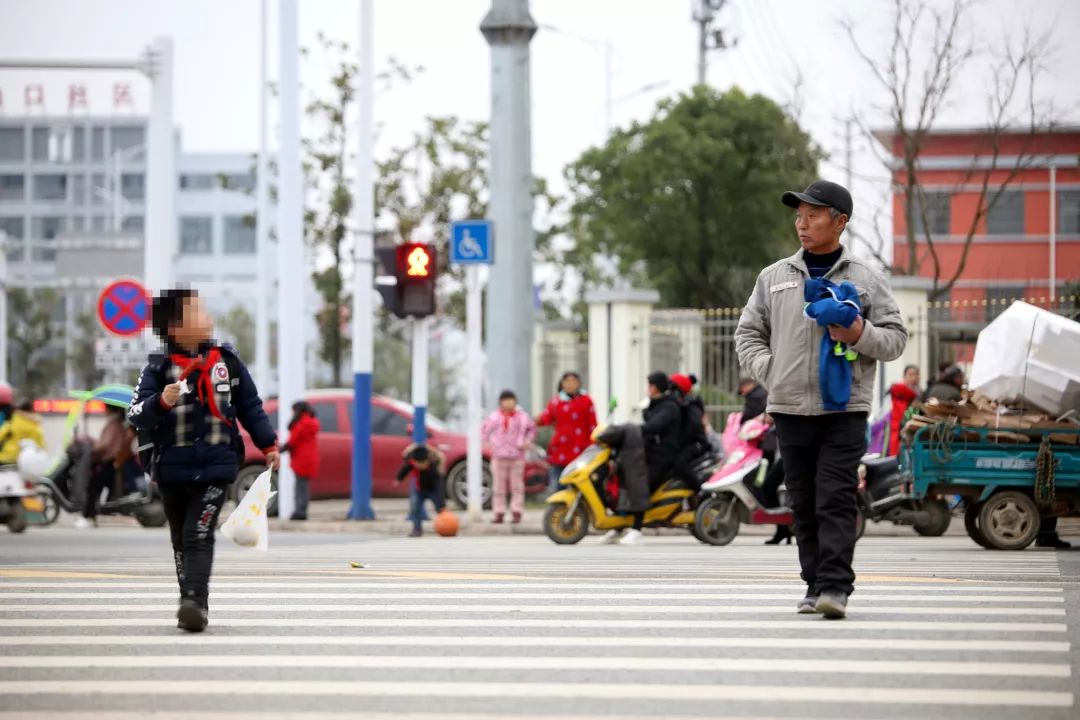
{"left": 179, "top": 174, "right": 216, "bottom": 191}
{"left": 90, "top": 174, "right": 107, "bottom": 205}
{"left": 32, "top": 245, "right": 57, "bottom": 262}
{"left": 121, "top": 173, "right": 145, "bottom": 201}
{"left": 223, "top": 215, "right": 255, "bottom": 254}
{"left": 0, "top": 128, "right": 24, "bottom": 162}
{"left": 31, "top": 127, "right": 50, "bottom": 161}
{"left": 32, "top": 216, "right": 66, "bottom": 240}
{"left": 121, "top": 215, "right": 144, "bottom": 233}
{"left": 71, "top": 216, "right": 85, "bottom": 232}
{"left": 31, "top": 126, "right": 73, "bottom": 163}
{"left": 220, "top": 172, "right": 255, "bottom": 193}
{"left": 91, "top": 127, "right": 105, "bottom": 161}
{"left": 1060, "top": 191, "right": 1080, "bottom": 235}
{"left": 0, "top": 175, "right": 25, "bottom": 202}
{"left": 32, "top": 174, "right": 68, "bottom": 201}
{"left": 911, "top": 192, "right": 950, "bottom": 236}
{"left": 986, "top": 191, "right": 1024, "bottom": 235}
{"left": 0, "top": 216, "right": 25, "bottom": 240}
{"left": 91, "top": 215, "right": 107, "bottom": 232}
{"left": 5, "top": 244, "right": 23, "bottom": 262}
{"left": 71, "top": 174, "right": 86, "bottom": 205}
{"left": 180, "top": 216, "right": 213, "bottom": 254}
{"left": 72, "top": 127, "right": 85, "bottom": 162}
{"left": 110, "top": 126, "right": 145, "bottom": 154}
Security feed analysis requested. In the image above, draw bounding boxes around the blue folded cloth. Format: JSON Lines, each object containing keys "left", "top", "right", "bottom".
{"left": 804, "top": 279, "right": 862, "bottom": 411}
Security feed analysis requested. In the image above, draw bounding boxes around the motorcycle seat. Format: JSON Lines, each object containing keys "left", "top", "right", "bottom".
{"left": 863, "top": 456, "right": 899, "bottom": 479}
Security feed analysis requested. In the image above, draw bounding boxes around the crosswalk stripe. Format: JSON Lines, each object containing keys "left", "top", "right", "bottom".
{"left": 3, "top": 635, "right": 1069, "bottom": 652}
{"left": 0, "top": 603, "right": 1065, "bottom": 616}
{"left": 0, "top": 581, "right": 1064, "bottom": 592}
{"left": 0, "top": 591, "right": 1064, "bottom": 603}
{"left": 1, "top": 655, "right": 1069, "bottom": 677}
{"left": 0, "top": 680, "right": 1071, "bottom": 707}
{"left": 0, "top": 617, "right": 1065, "bottom": 632}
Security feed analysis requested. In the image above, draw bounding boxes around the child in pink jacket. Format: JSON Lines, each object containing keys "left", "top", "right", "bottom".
{"left": 481, "top": 389, "right": 536, "bottom": 524}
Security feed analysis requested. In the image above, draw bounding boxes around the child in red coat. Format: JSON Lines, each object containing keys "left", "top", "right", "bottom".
{"left": 536, "top": 371, "right": 597, "bottom": 491}
{"left": 887, "top": 365, "right": 920, "bottom": 457}
{"left": 282, "top": 401, "right": 320, "bottom": 520}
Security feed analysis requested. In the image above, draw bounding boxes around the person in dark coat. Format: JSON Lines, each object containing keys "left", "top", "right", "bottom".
{"left": 924, "top": 365, "right": 964, "bottom": 403}
{"left": 670, "top": 373, "right": 710, "bottom": 490}
{"left": 395, "top": 443, "right": 446, "bottom": 537}
{"left": 128, "top": 289, "right": 278, "bottom": 633}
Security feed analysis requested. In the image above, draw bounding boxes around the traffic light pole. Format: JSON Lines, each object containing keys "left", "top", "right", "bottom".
{"left": 465, "top": 265, "right": 484, "bottom": 522}
{"left": 348, "top": 0, "right": 376, "bottom": 520}
{"left": 411, "top": 317, "right": 429, "bottom": 446}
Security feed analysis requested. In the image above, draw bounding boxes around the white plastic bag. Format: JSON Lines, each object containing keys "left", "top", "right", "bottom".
{"left": 220, "top": 469, "right": 275, "bottom": 551}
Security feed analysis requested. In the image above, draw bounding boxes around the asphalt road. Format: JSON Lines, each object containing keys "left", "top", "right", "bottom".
{"left": 0, "top": 526, "right": 1078, "bottom": 720}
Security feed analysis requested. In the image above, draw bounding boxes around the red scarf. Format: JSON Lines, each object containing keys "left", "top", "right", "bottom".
{"left": 170, "top": 347, "right": 233, "bottom": 427}
{"left": 501, "top": 408, "right": 516, "bottom": 431}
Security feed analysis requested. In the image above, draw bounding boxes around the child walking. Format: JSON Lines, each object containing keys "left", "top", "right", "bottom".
{"left": 481, "top": 390, "right": 535, "bottom": 524}
{"left": 128, "top": 289, "right": 278, "bottom": 632}
{"left": 282, "top": 401, "right": 320, "bottom": 521}
{"left": 395, "top": 444, "right": 446, "bottom": 537}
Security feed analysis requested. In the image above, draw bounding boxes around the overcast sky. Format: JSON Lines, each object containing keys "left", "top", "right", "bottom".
{"left": 3, "top": 0, "right": 1078, "bottom": 262}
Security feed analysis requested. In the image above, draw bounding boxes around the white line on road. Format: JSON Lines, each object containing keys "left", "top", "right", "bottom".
{"left": 2, "top": 635, "right": 1068, "bottom": 652}
{"left": 0, "top": 617, "right": 1065, "bottom": 632}
{"left": 0, "top": 654, "right": 1069, "bottom": 677}
{"left": 0, "top": 603, "right": 1064, "bottom": 616}
{"left": 0, "top": 680, "right": 1070, "bottom": 707}
{"left": 0, "top": 582, "right": 1065, "bottom": 592}
{"left": 0, "top": 591, "right": 1064, "bottom": 603}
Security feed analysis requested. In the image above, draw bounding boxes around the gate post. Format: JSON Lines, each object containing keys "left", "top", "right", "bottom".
{"left": 587, "top": 289, "right": 660, "bottom": 423}
{"left": 883, "top": 276, "right": 933, "bottom": 402}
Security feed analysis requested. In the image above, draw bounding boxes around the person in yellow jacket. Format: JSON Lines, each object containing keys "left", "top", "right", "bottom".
{"left": 0, "top": 401, "right": 45, "bottom": 465}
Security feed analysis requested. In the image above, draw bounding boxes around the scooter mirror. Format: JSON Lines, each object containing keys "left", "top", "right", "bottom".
{"left": 608, "top": 397, "right": 618, "bottom": 412}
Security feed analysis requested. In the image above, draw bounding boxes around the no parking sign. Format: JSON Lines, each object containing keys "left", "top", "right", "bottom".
{"left": 97, "top": 279, "right": 150, "bottom": 337}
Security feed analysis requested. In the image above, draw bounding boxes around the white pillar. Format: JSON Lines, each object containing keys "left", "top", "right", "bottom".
{"left": 347, "top": 0, "right": 376, "bottom": 520}
{"left": 275, "top": 0, "right": 304, "bottom": 521}
{"left": 465, "top": 265, "right": 484, "bottom": 521}
{"left": 254, "top": 0, "right": 271, "bottom": 390}
{"left": 587, "top": 289, "right": 660, "bottom": 424}
{"left": 882, "top": 276, "right": 933, "bottom": 394}
{"left": 481, "top": 0, "right": 537, "bottom": 411}
{"left": 144, "top": 36, "right": 175, "bottom": 295}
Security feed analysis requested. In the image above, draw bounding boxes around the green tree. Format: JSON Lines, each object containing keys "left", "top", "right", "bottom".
{"left": 562, "top": 86, "right": 822, "bottom": 309}
{"left": 217, "top": 304, "right": 256, "bottom": 361}
{"left": 70, "top": 309, "right": 104, "bottom": 389}
{"left": 6, "top": 288, "right": 65, "bottom": 399}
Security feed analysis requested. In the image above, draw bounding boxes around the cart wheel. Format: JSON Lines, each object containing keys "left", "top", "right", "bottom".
{"left": 694, "top": 494, "right": 740, "bottom": 546}
{"left": 978, "top": 491, "right": 1040, "bottom": 551}
{"left": 964, "top": 501, "right": 993, "bottom": 549}
{"left": 913, "top": 498, "right": 951, "bottom": 537}
{"left": 854, "top": 506, "right": 866, "bottom": 541}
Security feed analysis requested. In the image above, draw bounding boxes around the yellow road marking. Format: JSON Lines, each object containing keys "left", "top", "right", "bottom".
{"left": 0, "top": 569, "right": 136, "bottom": 579}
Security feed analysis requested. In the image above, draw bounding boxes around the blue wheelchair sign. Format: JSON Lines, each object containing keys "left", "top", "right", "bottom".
{"left": 450, "top": 220, "right": 493, "bottom": 265}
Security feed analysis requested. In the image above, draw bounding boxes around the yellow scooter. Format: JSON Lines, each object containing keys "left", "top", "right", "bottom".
{"left": 543, "top": 427, "right": 707, "bottom": 545}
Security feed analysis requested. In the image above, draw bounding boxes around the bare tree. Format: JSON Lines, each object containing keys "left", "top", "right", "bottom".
{"left": 844, "top": 0, "right": 1056, "bottom": 300}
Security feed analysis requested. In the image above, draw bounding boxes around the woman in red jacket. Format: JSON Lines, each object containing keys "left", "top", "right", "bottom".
{"left": 536, "top": 371, "right": 597, "bottom": 491}
{"left": 282, "top": 401, "right": 320, "bottom": 520}
{"left": 887, "top": 365, "right": 921, "bottom": 457}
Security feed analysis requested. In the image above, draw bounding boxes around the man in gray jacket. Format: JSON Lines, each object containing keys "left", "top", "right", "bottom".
{"left": 735, "top": 180, "right": 907, "bottom": 619}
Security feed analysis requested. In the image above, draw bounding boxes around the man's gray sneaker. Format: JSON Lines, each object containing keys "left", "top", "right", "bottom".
{"left": 815, "top": 591, "right": 848, "bottom": 619}
{"left": 797, "top": 594, "right": 819, "bottom": 614}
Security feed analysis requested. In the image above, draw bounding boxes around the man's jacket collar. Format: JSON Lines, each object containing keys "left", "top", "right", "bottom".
{"left": 781, "top": 243, "right": 853, "bottom": 278}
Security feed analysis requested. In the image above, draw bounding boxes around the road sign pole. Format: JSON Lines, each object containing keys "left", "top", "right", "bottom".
{"left": 465, "top": 264, "right": 484, "bottom": 521}
{"left": 348, "top": 0, "right": 376, "bottom": 521}
{"left": 411, "top": 316, "right": 429, "bottom": 446}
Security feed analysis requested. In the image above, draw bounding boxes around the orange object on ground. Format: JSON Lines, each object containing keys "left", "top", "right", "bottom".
{"left": 434, "top": 510, "right": 459, "bottom": 537}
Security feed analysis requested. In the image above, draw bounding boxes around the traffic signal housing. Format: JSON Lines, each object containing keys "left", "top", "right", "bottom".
{"left": 373, "top": 242, "right": 438, "bottom": 319}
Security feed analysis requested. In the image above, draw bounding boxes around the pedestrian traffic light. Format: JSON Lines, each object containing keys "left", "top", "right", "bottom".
{"left": 394, "top": 243, "right": 437, "bottom": 318}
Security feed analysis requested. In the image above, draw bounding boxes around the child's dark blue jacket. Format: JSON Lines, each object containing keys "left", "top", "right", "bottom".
{"left": 127, "top": 342, "right": 277, "bottom": 483}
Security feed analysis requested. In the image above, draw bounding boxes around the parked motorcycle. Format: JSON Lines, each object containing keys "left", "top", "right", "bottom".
{"left": 694, "top": 413, "right": 793, "bottom": 545}
{"left": 543, "top": 425, "right": 719, "bottom": 545}
{"left": 856, "top": 455, "right": 945, "bottom": 538}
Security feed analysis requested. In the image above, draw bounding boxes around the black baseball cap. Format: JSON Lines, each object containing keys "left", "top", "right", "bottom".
{"left": 781, "top": 180, "right": 853, "bottom": 219}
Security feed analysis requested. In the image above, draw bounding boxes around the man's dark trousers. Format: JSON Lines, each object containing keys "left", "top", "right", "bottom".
{"left": 773, "top": 412, "right": 867, "bottom": 596}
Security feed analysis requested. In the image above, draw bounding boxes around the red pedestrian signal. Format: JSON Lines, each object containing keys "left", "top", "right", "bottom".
{"left": 393, "top": 243, "right": 437, "bottom": 318}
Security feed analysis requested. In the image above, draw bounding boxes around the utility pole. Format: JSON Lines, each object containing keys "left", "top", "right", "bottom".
{"left": 276, "top": 0, "right": 305, "bottom": 521}
{"left": 692, "top": 0, "right": 736, "bottom": 87}
{"left": 481, "top": 0, "right": 537, "bottom": 411}
{"left": 348, "top": 0, "right": 377, "bottom": 521}
{"left": 255, "top": 0, "right": 271, "bottom": 392}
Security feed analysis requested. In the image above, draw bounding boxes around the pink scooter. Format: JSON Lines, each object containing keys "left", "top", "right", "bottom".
{"left": 694, "top": 412, "right": 794, "bottom": 545}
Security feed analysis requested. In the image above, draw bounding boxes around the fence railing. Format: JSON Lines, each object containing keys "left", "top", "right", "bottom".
{"left": 928, "top": 295, "right": 1079, "bottom": 325}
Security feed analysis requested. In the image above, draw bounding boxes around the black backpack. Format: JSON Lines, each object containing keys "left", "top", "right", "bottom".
{"left": 135, "top": 350, "right": 244, "bottom": 480}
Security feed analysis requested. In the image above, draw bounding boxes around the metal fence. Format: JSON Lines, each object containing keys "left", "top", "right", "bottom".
{"left": 650, "top": 308, "right": 745, "bottom": 428}
{"left": 534, "top": 320, "right": 589, "bottom": 411}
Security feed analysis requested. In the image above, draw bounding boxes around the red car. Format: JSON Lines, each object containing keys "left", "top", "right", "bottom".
{"left": 235, "top": 390, "right": 549, "bottom": 509}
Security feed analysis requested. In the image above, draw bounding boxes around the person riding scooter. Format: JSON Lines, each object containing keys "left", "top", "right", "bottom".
{"left": 76, "top": 404, "right": 138, "bottom": 529}
{"left": 670, "top": 373, "right": 714, "bottom": 492}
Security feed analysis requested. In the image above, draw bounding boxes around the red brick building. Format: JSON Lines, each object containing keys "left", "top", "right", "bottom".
{"left": 876, "top": 127, "right": 1080, "bottom": 309}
